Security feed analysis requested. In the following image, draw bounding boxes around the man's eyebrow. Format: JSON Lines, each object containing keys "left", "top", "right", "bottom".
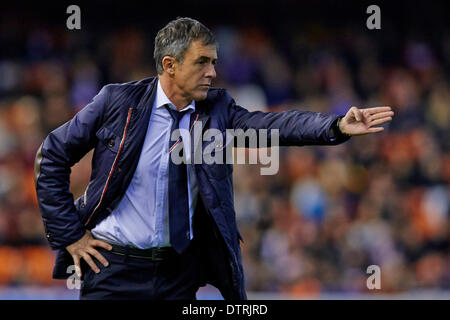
{"left": 196, "top": 56, "right": 217, "bottom": 61}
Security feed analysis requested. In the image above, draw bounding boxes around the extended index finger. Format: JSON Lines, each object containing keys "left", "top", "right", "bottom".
{"left": 365, "top": 106, "right": 392, "bottom": 115}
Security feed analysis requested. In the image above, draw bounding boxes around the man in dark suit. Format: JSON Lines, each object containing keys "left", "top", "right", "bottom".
{"left": 34, "top": 17, "right": 394, "bottom": 299}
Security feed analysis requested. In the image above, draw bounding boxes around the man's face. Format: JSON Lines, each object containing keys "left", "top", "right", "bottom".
{"left": 172, "top": 40, "right": 217, "bottom": 101}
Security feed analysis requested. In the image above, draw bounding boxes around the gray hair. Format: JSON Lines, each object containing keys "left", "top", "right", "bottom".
{"left": 154, "top": 17, "right": 217, "bottom": 75}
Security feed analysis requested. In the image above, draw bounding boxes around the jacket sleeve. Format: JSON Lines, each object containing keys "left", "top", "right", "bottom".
{"left": 34, "top": 85, "right": 110, "bottom": 250}
{"left": 225, "top": 89, "right": 351, "bottom": 146}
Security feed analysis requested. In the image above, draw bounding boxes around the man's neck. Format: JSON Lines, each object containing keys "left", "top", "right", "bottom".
{"left": 158, "top": 75, "right": 192, "bottom": 111}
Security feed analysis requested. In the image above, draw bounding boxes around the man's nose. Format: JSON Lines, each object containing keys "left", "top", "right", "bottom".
{"left": 205, "top": 64, "right": 216, "bottom": 79}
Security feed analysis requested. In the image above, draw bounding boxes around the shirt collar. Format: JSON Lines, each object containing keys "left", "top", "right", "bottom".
{"left": 155, "top": 79, "right": 195, "bottom": 113}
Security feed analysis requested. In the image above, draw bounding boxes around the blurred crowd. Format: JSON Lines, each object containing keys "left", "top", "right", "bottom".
{"left": 0, "top": 13, "right": 449, "bottom": 294}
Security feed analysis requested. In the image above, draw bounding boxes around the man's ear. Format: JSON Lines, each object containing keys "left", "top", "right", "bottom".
{"left": 162, "top": 56, "right": 176, "bottom": 75}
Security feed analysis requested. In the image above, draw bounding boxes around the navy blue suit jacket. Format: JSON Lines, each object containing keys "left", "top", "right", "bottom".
{"left": 34, "top": 77, "right": 350, "bottom": 299}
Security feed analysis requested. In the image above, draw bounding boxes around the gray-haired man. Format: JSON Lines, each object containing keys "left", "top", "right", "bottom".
{"left": 34, "top": 17, "right": 393, "bottom": 300}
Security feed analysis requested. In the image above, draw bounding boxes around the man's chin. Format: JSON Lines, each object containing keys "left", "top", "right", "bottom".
{"left": 193, "top": 91, "right": 209, "bottom": 101}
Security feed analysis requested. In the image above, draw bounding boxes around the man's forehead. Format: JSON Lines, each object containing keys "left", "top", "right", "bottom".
{"left": 187, "top": 40, "right": 217, "bottom": 58}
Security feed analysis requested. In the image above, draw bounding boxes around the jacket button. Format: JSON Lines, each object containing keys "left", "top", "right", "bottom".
{"left": 108, "top": 139, "right": 115, "bottom": 148}
{"left": 46, "top": 232, "right": 54, "bottom": 242}
{"left": 80, "top": 203, "right": 85, "bottom": 208}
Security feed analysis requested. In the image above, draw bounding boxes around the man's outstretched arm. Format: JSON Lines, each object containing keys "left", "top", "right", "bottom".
{"left": 226, "top": 89, "right": 393, "bottom": 145}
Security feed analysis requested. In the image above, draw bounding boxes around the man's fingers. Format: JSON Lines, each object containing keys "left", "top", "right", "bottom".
{"left": 81, "top": 253, "right": 100, "bottom": 274}
{"left": 87, "top": 248, "right": 110, "bottom": 268}
{"left": 370, "top": 117, "right": 392, "bottom": 127}
{"left": 370, "top": 111, "right": 394, "bottom": 121}
{"left": 365, "top": 106, "right": 392, "bottom": 115}
{"left": 367, "top": 127, "right": 384, "bottom": 133}
{"left": 92, "top": 240, "right": 113, "bottom": 251}
{"left": 73, "top": 255, "right": 82, "bottom": 277}
{"left": 351, "top": 107, "right": 362, "bottom": 121}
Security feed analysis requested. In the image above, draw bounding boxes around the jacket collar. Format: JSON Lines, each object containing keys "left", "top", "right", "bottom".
{"left": 135, "top": 77, "right": 158, "bottom": 109}
{"left": 136, "top": 76, "right": 211, "bottom": 128}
